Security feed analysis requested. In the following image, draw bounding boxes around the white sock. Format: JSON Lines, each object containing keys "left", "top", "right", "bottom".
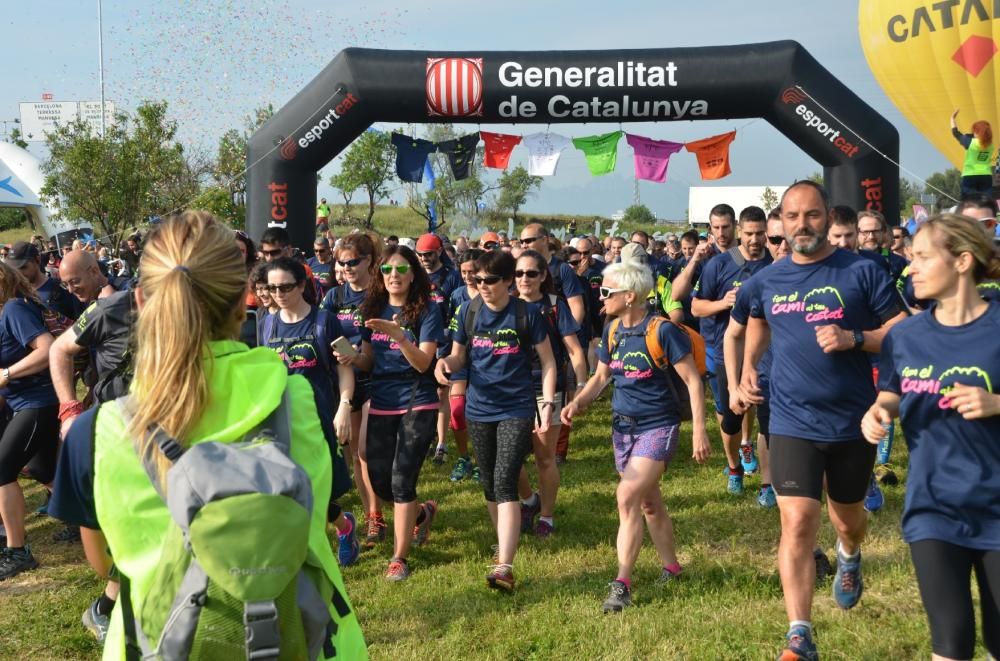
{"left": 837, "top": 540, "right": 860, "bottom": 562}
{"left": 521, "top": 493, "right": 539, "bottom": 507}
{"left": 789, "top": 620, "right": 812, "bottom": 635}
{"left": 539, "top": 516, "right": 554, "bottom": 527}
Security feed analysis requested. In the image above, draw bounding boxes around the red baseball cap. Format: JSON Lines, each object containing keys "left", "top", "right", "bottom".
{"left": 415, "top": 234, "right": 443, "bottom": 251}
{"left": 480, "top": 231, "right": 501, "bottom": 246}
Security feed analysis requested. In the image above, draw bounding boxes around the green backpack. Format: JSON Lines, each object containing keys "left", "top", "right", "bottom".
{"left": 118, "top": 391, "right": 339, "bottom": 660}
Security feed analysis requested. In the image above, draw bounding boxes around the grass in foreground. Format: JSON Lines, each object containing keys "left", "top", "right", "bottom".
{"left": 0, "top": 397, "right": 981, "bottom": 660}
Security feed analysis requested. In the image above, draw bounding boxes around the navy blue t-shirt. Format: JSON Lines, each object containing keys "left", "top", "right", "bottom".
{"left": 307, "top": 257, "right": 335, "bottom": 295}
{"left": 37, "top": 277, "right": 84, "bottom": 320}
{"left": 452, "top": 298, "right": 548, "bottom": 422}
{"left": 527, "top": 295, "right": 580, "bottom": 393}
{"left": 361, "top": 303, "right": 443, "bottom": 410}
{"left": 320, "top": 283, "right": 366, "bottom": 348}
{"left": 693, "top": 249, "right": 772, "bottom": 355}
{"left": 731, "top": 275, "right": 772, "bottom": 398}
{"left": 858, "top": 249, "right": 908, "bottom": 284}
{"left": 582, "top": 262, "right": 606, "bottom": 335}
{"left": 596, "top": 314, "right": 692, "bottom": 433}
{"left": 879, "top": 302, "right": 1000, "bottom": 549}
{"left": 548, "top": 255, "right": 587, "bottom": 343}
{"left": 427, "top": 265, "right": 461, "bottom": 325}
{"left": 391, "top": 132, "right": 437, "bottom": 182}
{"left": 748, "top": 249, "right": 901, "bottom": 442}
{"left": 49, "top": 406, "right": 100, "bottom": 529}
{"left": 446, "top": 286, "right": 476, "bottom": 381}
{"left": 0, "top": 299, "right": 58, "bottom": 410}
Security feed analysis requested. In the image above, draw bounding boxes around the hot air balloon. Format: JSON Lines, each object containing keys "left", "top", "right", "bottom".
{"left": 859, "top": 1, "right": 1000, "bottom": 174}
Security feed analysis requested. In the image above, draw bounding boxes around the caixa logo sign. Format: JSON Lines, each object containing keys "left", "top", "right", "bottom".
{"left": 426, "top": 57, "right": 484, "bottom": 117}
{"left": 296, "top": 90, "right": 359, "bottom": 150}
{"left": 781, "top": 86, "right": 861, "bottom": 159}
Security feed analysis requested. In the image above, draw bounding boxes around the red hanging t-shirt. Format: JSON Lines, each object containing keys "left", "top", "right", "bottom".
{"left": 480, "top": 131, "right": 522, "bottom": 169}
{"left": 685, "top": 131, "right": 736, "bottom": 180}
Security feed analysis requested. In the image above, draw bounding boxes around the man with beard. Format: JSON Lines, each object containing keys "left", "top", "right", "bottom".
{"left": 857, "top": 210, "right": 908, "bottom": 287}
{"left": 739, "top": 182, "right": 907, "bottom": 661}
{"left": 692, "top": 206, "right": 772, "bottom": 495}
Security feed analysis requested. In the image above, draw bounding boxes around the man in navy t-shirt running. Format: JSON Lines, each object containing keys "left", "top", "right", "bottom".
{"left": 741, "top": 181, "right": 907, "bottom": 661}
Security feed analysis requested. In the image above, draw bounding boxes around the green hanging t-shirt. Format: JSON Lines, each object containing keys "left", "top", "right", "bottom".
{"left": 573, "top": 130, "right": 624, "bottom": 175}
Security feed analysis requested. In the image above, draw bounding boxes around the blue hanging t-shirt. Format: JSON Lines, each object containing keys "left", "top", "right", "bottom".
{"left": 360, "top": 303, "right": 444, "bottom": 411}
{"left": 392, "top": 132, "right": 438, "bottom": 182}
{"left": 452, "top": 297, "right": 548, "bottom": 423}
{"left": 747, "top": 248, "right": 901, "bottom": 442}
{"left": 878, "top": 301, "right": 1000, "bottom": 549}
{"left": 693, "top": 249, "right": 772, "bottom": 356}
{"left": 595, "top": 313, "right": 692, "bottom": 433}
{"left": 0, "top": 298, "right": 58, "bottom": 411}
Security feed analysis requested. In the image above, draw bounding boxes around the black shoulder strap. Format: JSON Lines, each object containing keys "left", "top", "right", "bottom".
{"left": 334, "top": 284, "right": 346, "bottom": 308}
{"left": 514, "top": 297, "right": 531, "bottom": 351}
{"left": 727, "top": 246, "right": 746, "bottom": 269}
{"left": 464, "top": 297, "right": 484, "bottom": 349}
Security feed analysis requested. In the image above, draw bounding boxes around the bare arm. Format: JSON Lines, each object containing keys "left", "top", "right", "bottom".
{"left": 562, "top": 332, "right": 588, "bottom": 395}
{"left": 566, "top": 294, "right": 586, "bottom": 327}
{"left": 50, "top": 330, "right": 86, "bottom": 403}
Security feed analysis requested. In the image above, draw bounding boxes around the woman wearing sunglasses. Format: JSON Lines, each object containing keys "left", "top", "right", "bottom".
{"left": 562, "top": 260, "right": 710, "bottom": 613}
{"left": 323, "top": 233, "right": 384, "bottom": 550}
{"left": 436, "top": 250, "right": 558, "bottom": 591}
{"left": 513, "top": 250, "right": 588, "bottom": 537}
{"left": 862, "top": 214, "right": 1000, "bottom": 661}
{"left": 345, "top": 246, "right": 443, "bottom": 582}
{"left": 263, "top": 257, "right": 360, "bottom": 566}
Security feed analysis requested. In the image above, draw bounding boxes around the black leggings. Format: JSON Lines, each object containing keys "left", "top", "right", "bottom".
{"left": 0, "top": 405, "right": 59, "bottom": 486}
{"left": 467, "top": 417, "right": 533, "bottom": 504}
{"left": 910, "top": 539, "right": 1000, "bottom": 659}
{"left": 365, "top": 409, "right": 437, "bottom": 504}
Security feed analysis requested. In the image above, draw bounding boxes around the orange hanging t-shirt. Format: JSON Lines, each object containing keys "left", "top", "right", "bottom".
{"left": 685, "top": 131, "right": 736, "bottom": 180}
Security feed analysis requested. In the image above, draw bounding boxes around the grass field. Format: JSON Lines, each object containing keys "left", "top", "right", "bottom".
{"left": 0, "top": 393, "right": 974, "bottom": 660}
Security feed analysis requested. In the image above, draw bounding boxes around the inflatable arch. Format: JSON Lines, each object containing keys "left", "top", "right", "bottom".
{"left": 248, "top": 41, "right": 899, "bottom": 249}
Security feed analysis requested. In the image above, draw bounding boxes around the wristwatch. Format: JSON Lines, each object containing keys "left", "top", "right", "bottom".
{"left": 852, "top": 330, "right": 864, "bottom": 349}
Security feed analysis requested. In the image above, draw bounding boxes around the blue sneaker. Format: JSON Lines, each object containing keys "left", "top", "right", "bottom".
{"left": 740, "top": 443, "right": 759, "bottom": 474}
{"left": 337, "top": 512, "right": 360, "bottom": 567}
{"left": 863, "top": 474, "right": 884, "bottom": 513}
{"left": 833, "top": 549, "right": 864, "bottom": 610}
{"left": 757, "top": 485, "right": 777, "bottom": 508}
{"left": 727, "top": 470, "right": 744, "bottom": 495}
{"left": 778, "top": 625, "right": 818, "bottom": 660}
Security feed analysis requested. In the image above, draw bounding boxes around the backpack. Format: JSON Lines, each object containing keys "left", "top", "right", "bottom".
{"left": 607, "top": 315, "right": 707, "bottom": 421}
{"left": 533, "top": 294, "right": 569, "bottom": 374}
{"left": 118, "top": 392, "right": 343, "bottom": 660}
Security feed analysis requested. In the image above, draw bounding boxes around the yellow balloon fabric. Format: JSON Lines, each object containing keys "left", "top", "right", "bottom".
{"left": 860, "top": 0, "right": 1000, "bottom": 168}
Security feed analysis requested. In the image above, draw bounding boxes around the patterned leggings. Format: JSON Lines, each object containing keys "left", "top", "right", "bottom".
{"left": 467, "top": 418, "right": 533, "bottom": 504}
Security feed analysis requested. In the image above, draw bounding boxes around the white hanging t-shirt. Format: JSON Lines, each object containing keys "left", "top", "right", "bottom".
{"left": 522, "top": 132, "right": 572, "bottom": 176}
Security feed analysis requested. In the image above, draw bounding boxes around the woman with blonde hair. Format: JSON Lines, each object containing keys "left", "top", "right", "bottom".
{"left": 951, "top": 109, "right": 996, "bottom": 195}
{"left": 0, "top": 261, "right": 58, "bottom": 581}
{"left": 863, "top": 213, "right": 1000, "bottom": 661}
{"left": 48, "top": 211, "right": 366, "bottom": 658}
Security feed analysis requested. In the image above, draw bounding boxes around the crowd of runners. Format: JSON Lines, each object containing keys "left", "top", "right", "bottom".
{"left": 0, "top": 181, "right": 996, "bottom": 660}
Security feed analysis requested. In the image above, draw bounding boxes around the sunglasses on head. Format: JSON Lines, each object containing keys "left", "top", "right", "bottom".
{"left": 599, "top": 286, "right": 628, "bottom": 299}
{"left": 338, "top": 257, "right": 365, "bottom": 268}
{"left": 380, "top": 263, "right": 410, "bottom": 275}
{"left": 514, "top": 269, "right": 541, "bottom": 279}
{"left": 474, "top": 275, "right": 503, "bottom": 286}
{"left": 266, "top": 283, "right": 298, "bottom": 293}
{"left": 766, "top": 235, "right": 786, "bottom": 245}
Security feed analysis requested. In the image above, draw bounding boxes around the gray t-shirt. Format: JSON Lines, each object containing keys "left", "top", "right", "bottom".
{"left": 73, "top": 290, "right": 134, "bottom": 403}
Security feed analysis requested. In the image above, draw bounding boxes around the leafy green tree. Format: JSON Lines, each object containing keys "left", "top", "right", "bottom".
{"left": 40, "top": 100, "right": 197, "bottom": 250}
{"left": 623, "top": 203, "right": 656, "bottom": 225}
{"left": 760, "top": 186, "right": 779, "bottom": 213}
{"left": 495, "top": 166, "right": 541, "bottom": 222}
{"left": 923, "top": 168, "right": 962, "bottom": 207}
{"left": 328, "top": 171, "right": 357, "bottom": 218}
{"left": 898, "top": 177, "right": 922, "bottom": 217}
{"left": 213, "top": 105, "right": 274, "bottom": 205}
{"left": 189, "top": 186, "right": 244, "bottom": 228}
{"left": 337, "top": 130, "right": 394, "bottom": 228}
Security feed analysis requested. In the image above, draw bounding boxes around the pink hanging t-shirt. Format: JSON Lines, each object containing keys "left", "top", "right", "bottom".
{"left": 625, "top": 134, "right": 685, "bottom": 183}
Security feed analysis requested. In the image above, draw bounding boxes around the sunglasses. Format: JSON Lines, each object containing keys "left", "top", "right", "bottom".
{"left": 520, "top": 236, "right": 541, "bottom": 245}
{"left": 261, "top": 248, "right": 284, "bottom": 257}
{"left": 599, "top": 286, "right": 628, "bottom": 299}
{"left": 315, "top": 248, "right": 330, "bottom": 254}
{"left": 266, "top": 283, "right": 298, "bottom": 293}
{"left": 380, "top": 263, "right": 411, "bottom": 275}
{"left": 483, "top": 242, "right": 499, "bottom": 249}
{"left": 514, "top": 269, "right": 541, "bottom": 279}
{"left": 338, "top": 257, "right": 365, "bottom": 268}
{"left": 417, "top": 251, "right": 437, "bottom": 259}
{"left": 474, "top": 275, "right": 503, "bottom": 286}
{"left": 567, "top": 259, "right": 582, "bottom": 267}
{"left": 766, "top": 235, "right": 786, "bottom": 245}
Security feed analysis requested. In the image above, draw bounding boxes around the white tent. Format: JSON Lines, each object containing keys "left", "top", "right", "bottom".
{"left": 0, "top": 141, "right": 90, "bottom": 243}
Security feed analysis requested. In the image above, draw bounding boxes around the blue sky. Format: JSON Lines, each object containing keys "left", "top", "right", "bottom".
{"left": 0, "top": 0, "right": 954, "bottom": 220}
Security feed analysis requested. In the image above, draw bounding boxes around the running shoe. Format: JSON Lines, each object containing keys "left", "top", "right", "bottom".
{"left": 554, "top": 455, "right": 567, "bottom": 466}
{"left": 337, "top": 512, "right": 360, "bottom": 567}
{"left": 81, "top": 598, "right": 110, "bottom": 643}
{"left": 449, "top": 457, "right": 472, "bottom": 482}
{"left": 534, "top": 519, "right": 554, "bottom": 539}
{"left": 727, "top": 470, "right": 744, "bottom": 496}
{"left": 520, "top": 496, "right": 541, "bottom": 533}
{"left": 412, "top": 500, "right": 437, "bottom": 546}
{"left": 740, "top": 443, "right": 759, "bottom": 474}
{"left": 758, "top": 485, "right": 777, "bottom": 508}
{"left": 486, "top": 564, "right": 515, "bottom": 592}
{"left": 0, "top": 546, "right": 38, "bottom": 581}
{"left": 833, "top": 549, "right": 864, "bottom": 610}
{"left": 35, "top": 492, "right": 51, "bottom": 516}
{"left": 601, "top": 580, "right": 632, "bottom": 613}
{"left": 53, "top": 525, "right": 81, "bottom": 543}
{"left": 385, "top": 558, "right": 410, "bottom": 582}
{"left": 863, "top": 475, "right": 884, "bottom": 513}
{"left": 814, "top": 548, "right": 833, "bottom": 585}
{"left": 656, "top": 565, "right": 682, "bottom": 585}
{"left": 363, "top": 512, "right": 386, "bottom": 549}
{"left": 432, "top": 446, "right": 447, "bottom": 466}
{"left": 873, "top": 464, "right": 899, "bottom": 486}
{"left": 471, "top": 465, "right": 480, "bottom": 483}
{"left": 778, "top": 624, "right": 818, "bottom": 661}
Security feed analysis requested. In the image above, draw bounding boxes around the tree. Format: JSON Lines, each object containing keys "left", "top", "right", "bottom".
{"left": 923, "top": 168, "right": 962, "bottom": 208}
{"left": 214, "top": 105, "right": 274, "bottom": 197}
{"left": 40, "top": 100, "right": 197, "bottom": 250}
{"left": 337, "top": 130, "right": 394, "bottom": 228}
{"left": 623, "top": 203, "right": 656, "bottom": 225}
{"left": 898, "top": 177, "right": 922, "bottom": 217}
{"left": 495, "top": 166, "right": 541, "bottom": 222}
{"left": 760, "top": 186, "right": 779, "bottom": 213}
{"left": 329, "top": 171, "right": 357, "bottom": 217}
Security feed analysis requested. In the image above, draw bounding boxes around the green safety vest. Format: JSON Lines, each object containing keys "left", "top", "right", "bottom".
{"left": 317, "top": 203, "right": 331, "bottom": 217}
{"left": 92, "top": 340, "right": 367, "bottom": 660}
{"left": 963, "top": 137, "right": 995, "bottom": 177}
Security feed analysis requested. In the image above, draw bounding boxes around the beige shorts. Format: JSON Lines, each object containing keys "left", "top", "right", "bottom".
{"left": 535, "top": 393, "right": 564, "bottom": 427}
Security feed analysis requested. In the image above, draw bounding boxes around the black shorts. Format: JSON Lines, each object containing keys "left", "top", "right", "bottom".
{"left": 0, "top": 405, "right": 60, "bottom": 486}
{"left": 350, "top": 376, "right": 370, "bottom": 413}
{"left": 769, "top": 435, "right": 876, "bottom": 503}
{"left": 714, "top": 362, "right": 744, "bottom": 436}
